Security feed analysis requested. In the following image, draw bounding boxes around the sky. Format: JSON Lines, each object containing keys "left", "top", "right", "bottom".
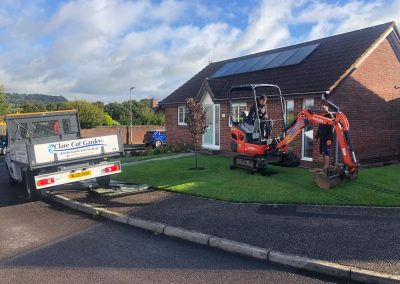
{"left": 0, "top": 0, "right": 399, "bottom": 103}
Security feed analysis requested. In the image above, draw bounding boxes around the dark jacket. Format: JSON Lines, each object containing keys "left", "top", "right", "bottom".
{"left": 316, "top": 124, "right": 333, "bottom": 144}
{"left": 248, "top": 103, "right": 268, "bottom": 123}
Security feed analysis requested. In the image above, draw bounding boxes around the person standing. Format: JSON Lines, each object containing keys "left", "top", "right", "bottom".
{"left": 315, "top": 115, "right": 334, "bottom": 171}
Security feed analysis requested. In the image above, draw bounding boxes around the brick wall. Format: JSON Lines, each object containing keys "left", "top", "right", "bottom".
{"left": 81, "top": 125, "right": 164, "bottom": 144}
{"left": 332, "top": 36, "right": 400, "bottom": 164}
{"left": 164, "top": 106, "right": 192, "bottom": 145}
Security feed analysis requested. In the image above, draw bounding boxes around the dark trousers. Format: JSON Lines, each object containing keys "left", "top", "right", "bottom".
{"left": 260, "top": 120, "right": 273, "bottom": 139}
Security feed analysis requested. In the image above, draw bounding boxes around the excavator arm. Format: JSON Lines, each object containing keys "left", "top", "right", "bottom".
{"left": 274, "top": 108, "right": 358, "bottom": 176}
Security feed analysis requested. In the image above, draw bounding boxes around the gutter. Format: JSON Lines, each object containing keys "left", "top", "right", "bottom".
{"left": 213, "top": 90, "right": 328, "bottom": 101}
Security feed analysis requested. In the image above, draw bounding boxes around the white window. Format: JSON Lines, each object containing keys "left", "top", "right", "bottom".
{"left": 286, "top": 100, "right": 294, "bottom": 125}
{"left": 302, "top": 98, "right": 314, "bottom": 161}
{"left": 230, "top": 102, "right": 248, "bottom": 126}
{"left": 178, "top": 106, "right": 187, "bottom": 125}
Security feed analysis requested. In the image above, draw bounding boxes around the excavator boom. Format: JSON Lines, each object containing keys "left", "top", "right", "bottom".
{"left": 274, "top": 108, "right": 358, "bottom": 175}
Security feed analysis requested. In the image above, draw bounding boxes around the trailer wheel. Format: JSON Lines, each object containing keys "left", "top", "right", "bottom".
{"left": 23, "top": 170, "right": 41, "bottom": 201}
{"left": 96, "top": 175, "right": 111, "bottom": 187}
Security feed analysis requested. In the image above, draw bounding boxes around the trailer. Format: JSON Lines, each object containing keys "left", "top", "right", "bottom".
{"left": 4, "top": 110, "right": 124, "bottom": 200}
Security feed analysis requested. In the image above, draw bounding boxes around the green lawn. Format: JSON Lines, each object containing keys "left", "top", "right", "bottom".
{"left": 113, "top": 155, "right": 400, "bottom": 206}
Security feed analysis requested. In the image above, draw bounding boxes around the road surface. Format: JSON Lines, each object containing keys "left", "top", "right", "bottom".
{"left": 0, "top": 156, "right": 344, "bottom": 283}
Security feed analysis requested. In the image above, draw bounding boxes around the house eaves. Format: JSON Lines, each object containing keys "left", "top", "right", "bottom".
{"left": 327, "top": 21, "right": 397, "bottom": 94}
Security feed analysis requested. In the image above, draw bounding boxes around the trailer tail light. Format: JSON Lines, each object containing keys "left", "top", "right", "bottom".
{"left": 37, "top": 178, "right": 55, "bottom": 187}
{"left": 104, "top": 165, "right": 120, "bottom": 173}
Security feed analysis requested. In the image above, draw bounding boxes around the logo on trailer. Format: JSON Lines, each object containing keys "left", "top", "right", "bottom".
{"left": 48, "top": 144, "right": 56, "bottom": 154}
{"left": 47, "top": 138, "right": 106, "bottom": 154}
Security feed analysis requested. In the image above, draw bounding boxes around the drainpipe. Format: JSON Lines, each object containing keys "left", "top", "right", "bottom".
{"left": 321, "top": 91, "right": 339, "bottom": 165}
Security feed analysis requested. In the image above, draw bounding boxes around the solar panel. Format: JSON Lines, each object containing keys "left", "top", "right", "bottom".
{"left": 283, "top": 44, "right": 319, "bottom": 66}
{"left": 227, "top": 59, "right": 251, "bottom": 75}
{"left": 211, "top": 61, "right": 236, "bottom": 77}
{"left": 265, "top": 49, "right": 299, "bottom": 69}
{"left": 210, "top": 43, "right": 320, "bottom": 78}
{"left": 232, "top": 56, "right": 263, "bottom": 75}
{"left": 247, "top": 53, "right": 279, "bottom": 72}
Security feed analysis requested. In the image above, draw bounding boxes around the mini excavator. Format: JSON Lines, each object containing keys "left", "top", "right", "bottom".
{"left": 229, "top": 84, "right": 358, "bottom": 188}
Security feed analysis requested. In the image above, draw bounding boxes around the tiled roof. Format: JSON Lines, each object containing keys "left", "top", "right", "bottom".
{"left": 160, "top": 22, "right": 395, "bottom": 105}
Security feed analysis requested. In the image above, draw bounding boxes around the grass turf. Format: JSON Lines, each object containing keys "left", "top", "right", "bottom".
{"left": 113, "top": 155, "right": 400, "bottom": 206}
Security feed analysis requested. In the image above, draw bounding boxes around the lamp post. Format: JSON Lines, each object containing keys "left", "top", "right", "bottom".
{"left": 129, "top": 86, "right": 134, "bottom": 144}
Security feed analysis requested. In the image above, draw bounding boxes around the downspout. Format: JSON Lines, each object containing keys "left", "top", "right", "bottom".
{"left": 321, "top": 91, "right": 339, "bottom": 165}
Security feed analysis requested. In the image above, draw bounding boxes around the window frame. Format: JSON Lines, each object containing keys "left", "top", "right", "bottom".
{"left": 301, "top": 98, "right": 314, "bottom": 161}
{"left": 285, "top": 99, "right": 295, "bottom": 126}
{"left": 229, "top": 102, "right": 248, "bottom": 127}
{"left": 177, "top": 105, "right": 187, "bottom": 126}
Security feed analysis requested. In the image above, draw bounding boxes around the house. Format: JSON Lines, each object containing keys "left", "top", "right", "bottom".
{"left": 160, "top": 22, "right": 400, "bottom": 166}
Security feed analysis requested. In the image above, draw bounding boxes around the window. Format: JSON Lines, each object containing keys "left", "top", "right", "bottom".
{"left": 302, "top": 98, "right": 314, "bottom": 161}
{"left": 230, "top": 102, "right": 248, "bottom": 126}
{"left": 286, "top": 100, "right": 294, "bottom": 125}
{"left": 17, "top": 123, "right": 28, "bottom": 139}
{"left": 62, "top": 119, "right": 72, "bottom": 134}
{"left": 178, "top": 106, "right": 188, "bottom": 125}
{"left": 20, "top": 123, "right": 28, "bottom": 139}
{"left": 215, "top": 104, "right": 220, "bottom": 146}
{"left": 32, "top": 120, "right": 59, "bottom": 137}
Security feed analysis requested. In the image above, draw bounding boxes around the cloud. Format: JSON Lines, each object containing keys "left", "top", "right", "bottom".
{"left": 294, "top": 0, "right": 400, "bottom": 40}
{"left": 0, "top": 0, "right": 399, "bottom": 103}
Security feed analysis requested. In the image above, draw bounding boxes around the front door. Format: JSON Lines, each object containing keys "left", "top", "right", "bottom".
{"left": 202, "top": 104, "right": 220, "bottom": 149}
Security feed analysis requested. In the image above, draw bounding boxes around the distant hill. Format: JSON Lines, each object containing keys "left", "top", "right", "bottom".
{"left": 5, "top": 93, "right": 68, "bottom": 106}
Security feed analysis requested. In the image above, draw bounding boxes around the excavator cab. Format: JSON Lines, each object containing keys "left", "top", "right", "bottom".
{"left": 229, "top": 84, "right": 287, "bottom": 154}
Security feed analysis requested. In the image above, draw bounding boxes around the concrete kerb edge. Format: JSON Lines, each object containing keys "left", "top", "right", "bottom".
{"left": 98, "top": 208, "right": 129, "bottom": 224}
{"left": 164, "top": 226, "right": 212, "bottom": 246}
{"left": 127, "top": 216, "right": 166, "bottom": 234}
{"left": 209, "top": 237, "right": 269, "bottom": 260}
{"left": 269, "top": 250, "right": 351, "bottom": 279}
{"left": 43, "top": 190, "right": 400, "bottom": 283}
{"left": 350, "top": 268, "right": 400, "bottom": 284}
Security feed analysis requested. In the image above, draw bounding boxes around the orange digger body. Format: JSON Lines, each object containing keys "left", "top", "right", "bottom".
{"left": 229, "top": 84, "right": 358, "bottom": 186}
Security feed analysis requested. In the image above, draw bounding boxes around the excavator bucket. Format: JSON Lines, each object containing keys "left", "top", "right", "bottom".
{"left": 309, "top": 165, "right": 348, "bottom": 189}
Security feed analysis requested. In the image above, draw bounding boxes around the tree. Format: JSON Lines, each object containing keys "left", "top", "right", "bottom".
{"left": 94, "top": 101, "right": 105, "bottom": 111}
{"left": 138, "top": 107, "right": 165, "bottom": 125}
{"left": 21, "top": 102, "right": 47, "bottom": 113}
{"left": 0, "top": 85, "right": 10, "bottom": 119}
{"left": 104, "top": 102, "right": 130, "bottom": 125}
{"left": 64, "top": 100, "right": 107, "bottom": 129}
{"left": 104, "top": 113, "right": 115, "bottom": 126}
{"left": 104, "top": 100, "right": 165, "bottom": 126}
{"left": 46, "top": 102, "right": 67, "bottom": 111}
{"left": 185, "top": 98, "right": 207, "bottom": 170}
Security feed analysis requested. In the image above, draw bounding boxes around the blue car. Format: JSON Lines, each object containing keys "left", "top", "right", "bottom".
{"left": 0, "top": 135, "right": 6, "bottom": 155}
{"left": 143, "top": 130, "right": 166, "bottom": 148}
